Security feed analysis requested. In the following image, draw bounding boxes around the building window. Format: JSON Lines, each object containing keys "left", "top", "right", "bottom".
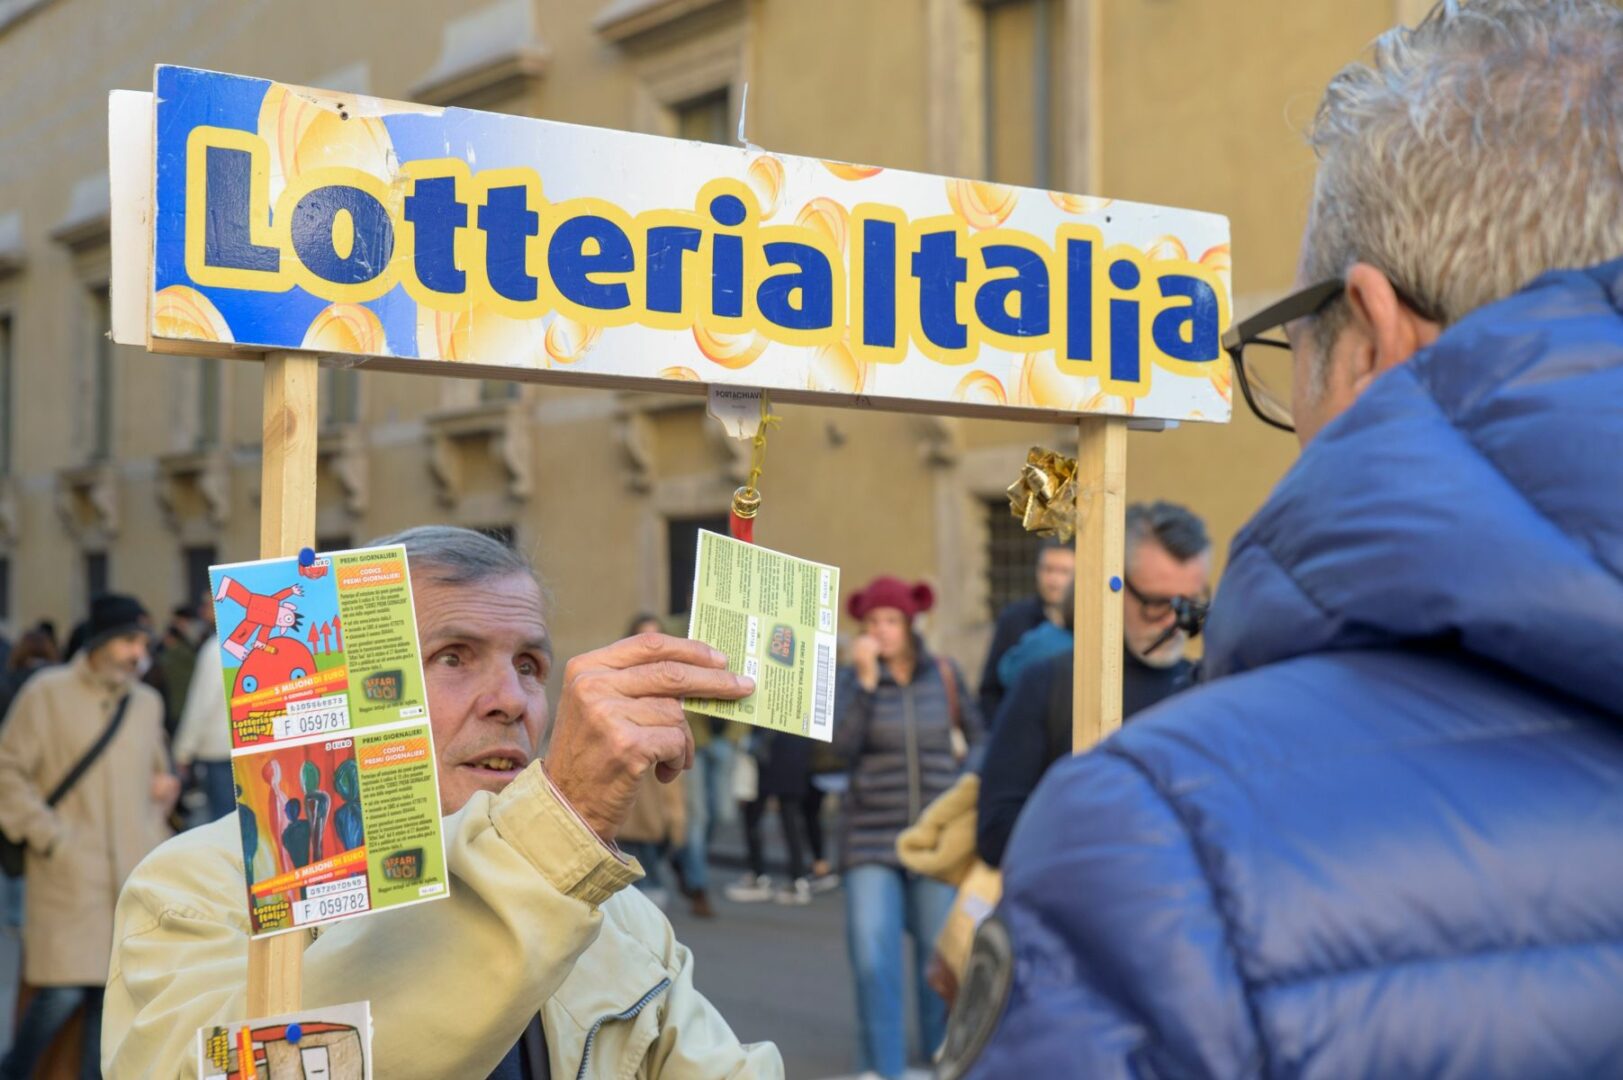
{"left": 983, "top": 0, "right": 1067, "bottom": 188}
{"left": 985, "top": 498, "right": 1043, "bottom": 619}
{"left": 322, "top": 366, "right": 361, "bottom": 427}
{"left": 666, "top": 514, "right": 728, "bottom": 617}
{"left": 90, "top": 286, "right": 113, "bottom": 461}
{"left": 183, "top": 545, "right": 217, "bottom": 607}
{"left": 85, "top": 550, "right": 109, "bottom": 601}
{"left": 0, "top": 313, "right": 12, "bottom": 475}
{"left": 197, "top": 359, "right": 221, "bottom": 449}
{"left": 674, "top": 89, "right": 731, "bottom": 145}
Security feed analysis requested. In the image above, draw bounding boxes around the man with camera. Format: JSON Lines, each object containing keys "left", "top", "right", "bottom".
{"left": 974, "top": 502, "right": 1210, "bottom": 868}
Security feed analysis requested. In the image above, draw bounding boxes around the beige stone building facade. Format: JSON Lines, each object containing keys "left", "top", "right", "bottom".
{"left": 0, "top": 0, "right": 1422, "bottom": 681}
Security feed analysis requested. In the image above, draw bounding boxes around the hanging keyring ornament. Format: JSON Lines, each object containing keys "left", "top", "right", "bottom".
{"left": 729, "top": 393, "right": 779, "bottom": 543}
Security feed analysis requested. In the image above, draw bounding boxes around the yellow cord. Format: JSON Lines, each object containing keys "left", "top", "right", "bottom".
{"left": 746, "top": 392, "right": 781, "bottom": 492}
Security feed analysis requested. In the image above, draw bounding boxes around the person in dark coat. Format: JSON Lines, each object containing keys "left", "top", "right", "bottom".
{"left": 975, "top": 538, "right": 1072, "bottom": 723}
{"left": 833, "top": 576, "right": 982, "bottom": 1080}
{"left": 723, "top": 729, "right": 817, "bottom": 904}
{"left": 943, "top": 4, "right": 1623, "bottom": 1077}
{"left": 976, "top": 502, "right": 1210, "bottom": 868}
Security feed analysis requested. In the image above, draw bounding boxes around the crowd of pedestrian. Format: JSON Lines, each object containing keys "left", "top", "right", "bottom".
{"left": 0, "top": 514, "right": 1197, "bottom": 1080}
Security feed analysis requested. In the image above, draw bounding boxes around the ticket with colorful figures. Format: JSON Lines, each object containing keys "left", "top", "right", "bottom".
{"left": 198, "top": 1000, "right": 372, "bottom": 1080}
{"left": 209, "top": 546, "right": 428, "bottom": 749}
{"left": 210, "top": 546, "right": 449, "bottom": 938}
{"left": 685, "top": 531, "right": 840, "bottom": 741}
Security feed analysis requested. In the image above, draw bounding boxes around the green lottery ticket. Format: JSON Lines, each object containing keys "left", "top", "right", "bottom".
{"left": 685, "top": 530, "right": 840, "bottom": 741}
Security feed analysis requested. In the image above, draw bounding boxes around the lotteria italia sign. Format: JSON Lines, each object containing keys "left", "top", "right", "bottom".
{"left": 148, "top": 65, "right": 1233, "bottom": 422}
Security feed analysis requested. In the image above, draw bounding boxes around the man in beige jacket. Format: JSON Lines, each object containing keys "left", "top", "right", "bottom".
{"left": 104, "top": 526, "right": 784, "bottom": 1078}
{"left": 0, "top": 593, "right": 177, "bottom": 1079}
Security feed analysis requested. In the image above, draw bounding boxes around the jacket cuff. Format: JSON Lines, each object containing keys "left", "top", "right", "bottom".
{"left": 489, "top": 762, "right": 638, "bottom": 907}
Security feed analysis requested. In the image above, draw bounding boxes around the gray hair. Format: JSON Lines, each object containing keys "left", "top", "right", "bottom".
{"left": 367, "top": 525, "right": 540, "bottom": 592}
{"left": 1126, "top": 501, "right": 1211, "bottom": 564}
{"left": 1304, "top": 0, "right": 1623, "bottom": 373}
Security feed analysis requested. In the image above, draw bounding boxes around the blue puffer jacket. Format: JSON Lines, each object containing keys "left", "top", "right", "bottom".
{"left": 956, "top": 260, "right": 1623, "bottom": 1079}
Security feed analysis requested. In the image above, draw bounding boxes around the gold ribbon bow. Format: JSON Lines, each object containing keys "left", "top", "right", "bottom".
{"left": 1006, "top": 447, "right": 1079, "bottom": 542}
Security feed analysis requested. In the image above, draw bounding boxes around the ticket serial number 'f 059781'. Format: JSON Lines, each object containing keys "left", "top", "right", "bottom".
{"left": 276, "top": 694, "right": 351, "bottom": 739}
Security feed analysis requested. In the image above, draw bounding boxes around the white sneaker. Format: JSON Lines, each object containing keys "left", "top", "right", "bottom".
{"left": 808, "top": 871, "right": 841, "bottom": 894}
{"left": 775, "top": 877, "right": 813, "bottom": 905}
{"left": 723, "top": 873, "right": 774, "bottom": 903}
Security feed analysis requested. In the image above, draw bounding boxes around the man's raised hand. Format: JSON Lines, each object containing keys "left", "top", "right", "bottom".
{"left": 544, "top": 633, "right": 754, "bottom": 841}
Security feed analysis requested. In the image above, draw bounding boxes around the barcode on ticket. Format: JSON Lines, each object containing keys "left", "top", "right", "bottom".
{"left": 810, "top": 634, "right": 836, "bottom": 741}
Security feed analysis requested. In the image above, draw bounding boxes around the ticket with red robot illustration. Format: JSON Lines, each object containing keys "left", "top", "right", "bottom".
{"left": 209, "top": 545, "right": 429, "bottom": 750}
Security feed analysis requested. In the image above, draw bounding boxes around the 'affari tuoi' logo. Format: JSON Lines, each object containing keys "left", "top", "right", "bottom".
{"left": 769, "top": 624, "right": 796, "bottom": 666}
{"left": 362, "top": 670, "right": 403, "bottom": 703}
{"left": 382, "top": 848, "right": 424, "bottom": 881}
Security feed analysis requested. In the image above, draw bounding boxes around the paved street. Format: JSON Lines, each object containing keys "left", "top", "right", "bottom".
{"left": 673, "top": 817, "right": 937, "bottom": 1080}
{"left": 668, "top": 876, "right": 863, "bottom": 1078}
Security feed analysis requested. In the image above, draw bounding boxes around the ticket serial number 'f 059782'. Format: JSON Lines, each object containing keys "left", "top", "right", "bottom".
{"left": 293, "top": 879, "right": 371, "bottom": 925}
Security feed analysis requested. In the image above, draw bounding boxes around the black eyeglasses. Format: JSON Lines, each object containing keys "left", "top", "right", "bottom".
{"left": 1220, "top": 279, "right": 1344, "bottom": 433}
{"left": 1123, "top": 577, "right": 1210, "bottom": 632}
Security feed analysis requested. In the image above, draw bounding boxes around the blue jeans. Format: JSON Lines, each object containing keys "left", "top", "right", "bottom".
{"left": 0, "top": 984, "right": 104, "bottom": 1080}
{"left": 0, "top": 874, "right": 21, "bottom": 928}
{"left": 844, "top": 864, "right": 955, "bottom": 1079}
{"left": 677, "top": 738, "right": 736, "bottom": 892}
{"left": 198, "top": 759, "right": 238, "bottom": 823}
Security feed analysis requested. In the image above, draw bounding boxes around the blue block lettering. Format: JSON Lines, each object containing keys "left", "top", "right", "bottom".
{"left": 1152, "top": 274, "right": 1220, "bottom": 361}
{"left": 290, "top": 185, "right": 393, "bottom": 286}
{"left": 646, "top": 226, "right": 702, "bottom": 314}
{"left": 1066, "top": 237, "right": 1093, "bottom": 362}
{"left": 757, "top": 242, "right": 833, "bottom": 330}
{"left": 478, "top": 186, "right": 540, "bottom": 303}
{"left": 403, "top": 177, "right": 467, "bottom": 294}
{"left": 1110, "top": 295, "right": 1140, "bottom": 383}
{"left": 862, "top": 219, "right": 896, "bottom": 348}
{"left": 712, "top": 234, "right": 745, "bottom": 318}
{"left": 911, "top": 231, "right": 968, "bottom": 351}
{"left": 974, "top": 244, "right": 1049, "bottom": 337}
{"left": 549, "top": 216, "right": 634, "bottom": 311}
{"left": 203, "top": 146, "right": 280, "bottom": 273}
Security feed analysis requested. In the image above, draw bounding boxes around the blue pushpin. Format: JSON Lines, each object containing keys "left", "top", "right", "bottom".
{"left": 298, "top": 547, "right": 316, "bottom": 568}
{"left": 286, "top": 1022, "right": 303, "bottom": 1044}
{"left": 1109, "top": 576, "right": 1123, "bottom": 592}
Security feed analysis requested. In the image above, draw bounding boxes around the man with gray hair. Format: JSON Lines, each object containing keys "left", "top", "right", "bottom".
{"left": 944, "top": 2, "right": 1623, "bottom": 1076}
{"left": 974, "top": 501, "right": 1210, "bottom": 870}
{"left": 103, "top": 526, "right": 782, "bottom": 1078}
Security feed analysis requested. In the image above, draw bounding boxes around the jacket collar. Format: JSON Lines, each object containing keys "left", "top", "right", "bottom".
{"left": 1205, "top": 258, "right": 1623, "bottom": 717}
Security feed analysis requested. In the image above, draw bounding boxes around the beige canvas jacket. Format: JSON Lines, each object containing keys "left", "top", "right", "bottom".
{"left": 104, "top": 762, "right": 783, "bottom": 1079}
{"left": 0, "top": 658, "right": 172, "bottom": 985}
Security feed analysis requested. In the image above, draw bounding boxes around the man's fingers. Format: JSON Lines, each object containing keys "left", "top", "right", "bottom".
{"left": 619, "top": 697, "right": 689, "bottom": 731}
{"left": 605, "top": 660, "right": 755, "bottom": 701}
{"left": 573, "top": 633, "right": 729, "bottom": 674}
{"left": 637, "top": 725, "right": 690, "bottom": 774}
{"left": 655, "top": 725, "right": 695, "bottom": 782}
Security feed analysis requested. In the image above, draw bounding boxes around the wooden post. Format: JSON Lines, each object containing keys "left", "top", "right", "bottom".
{"left": 246, "top": 351, "right": 320, "bottom": 1016}
{"left": 1072, "top": 417, "right": 1128, "bottom": 751}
